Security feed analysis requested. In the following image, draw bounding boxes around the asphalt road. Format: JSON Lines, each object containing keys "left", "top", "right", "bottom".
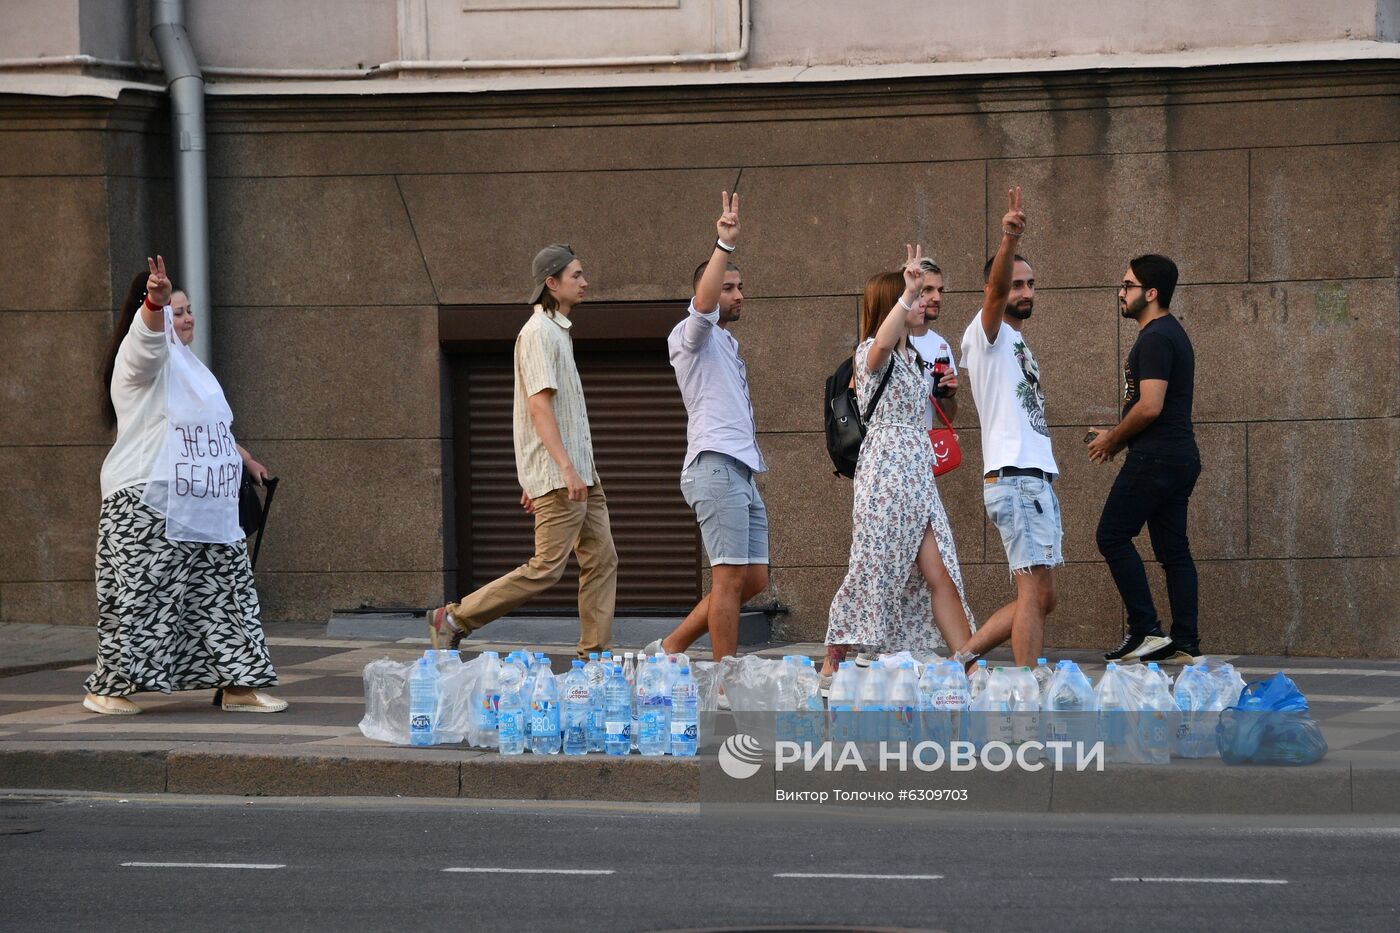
{"left": 2, "top": 794, "right": 1399, "bottom": 932}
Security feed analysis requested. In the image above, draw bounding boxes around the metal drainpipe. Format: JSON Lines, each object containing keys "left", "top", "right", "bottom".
{"left": 150, "top": 0, "right": 212, "bottom": 366}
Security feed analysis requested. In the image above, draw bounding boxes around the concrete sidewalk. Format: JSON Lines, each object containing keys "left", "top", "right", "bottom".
{"left": 2, "top": 622, "right": 1399, "bottom": 813}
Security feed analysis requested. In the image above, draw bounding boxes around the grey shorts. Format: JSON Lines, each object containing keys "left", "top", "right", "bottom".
{"left": 679, "top": 452, "right": 770, "bottom": 566}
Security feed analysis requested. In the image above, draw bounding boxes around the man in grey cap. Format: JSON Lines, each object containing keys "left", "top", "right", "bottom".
{"left": 428, "top": 244, "right": 618, "bottom": 659}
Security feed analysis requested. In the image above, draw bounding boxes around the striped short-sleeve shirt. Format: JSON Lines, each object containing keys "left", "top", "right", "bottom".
{"left": 514, "top": 306, "right": 596, "bottom": 498}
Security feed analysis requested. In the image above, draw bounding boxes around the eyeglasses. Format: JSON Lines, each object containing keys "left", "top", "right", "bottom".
{"left": 1119, "top": 282, "right": 1145, "bottom": 292}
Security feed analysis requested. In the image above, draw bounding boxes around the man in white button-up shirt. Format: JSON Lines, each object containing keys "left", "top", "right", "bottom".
{"left": 647, "top": 192, "right": 770, "bottom": 661}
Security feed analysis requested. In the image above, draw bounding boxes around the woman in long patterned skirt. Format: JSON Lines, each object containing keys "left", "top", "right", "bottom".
{"left": 822, "top": 250, "right": 975, "bottom": 679}
{"left": 84, "top": 257, "right": 285, "bottom": 715}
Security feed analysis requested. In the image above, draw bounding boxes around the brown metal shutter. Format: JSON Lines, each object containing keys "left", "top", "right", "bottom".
{"left": 460, "top": 349, "right": 699, "bottom": 612}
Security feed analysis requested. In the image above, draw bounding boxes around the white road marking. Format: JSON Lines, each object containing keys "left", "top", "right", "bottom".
{"left": 1111, "top": 877, "right": 1287, "bottom": 885}
{"left": 121, "top": 862, "right": 285, "bottom": 869}
{"left": 442, "top": 867, "right": 615, "bottom": 875}
{"left": 774, "top": 872, "right": 944, "bottom": 880}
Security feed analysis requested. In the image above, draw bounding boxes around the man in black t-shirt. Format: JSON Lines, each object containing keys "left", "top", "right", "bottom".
{"left": 1087, "top": 255, "right": 1202, "bottom": 664}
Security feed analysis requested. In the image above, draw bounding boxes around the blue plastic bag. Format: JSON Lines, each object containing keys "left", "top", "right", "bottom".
{"left": 1216, "top": 673, "right": 1327, "bottom": 766}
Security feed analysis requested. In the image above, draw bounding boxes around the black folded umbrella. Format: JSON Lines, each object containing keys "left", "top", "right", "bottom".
{"left": 239, "top": 475, "right": 279, "bottom": 570}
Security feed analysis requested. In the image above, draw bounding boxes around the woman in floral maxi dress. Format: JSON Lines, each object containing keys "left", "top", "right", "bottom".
{"left": 822, "top": 250, "right": 975, "bottom": 677}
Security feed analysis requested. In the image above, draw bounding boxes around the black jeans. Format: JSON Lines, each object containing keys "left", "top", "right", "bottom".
{"left": 1095, "top": 450, "right": 1202, "bottom": 647}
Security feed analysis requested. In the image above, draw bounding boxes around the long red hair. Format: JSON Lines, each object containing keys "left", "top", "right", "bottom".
{"left": 858, "top": 271, "right": 905, "bottom": 342}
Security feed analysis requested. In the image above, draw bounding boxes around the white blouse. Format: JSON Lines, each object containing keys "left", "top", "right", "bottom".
{"left": 100, "top": 313, "right": 170, "bottom": 499}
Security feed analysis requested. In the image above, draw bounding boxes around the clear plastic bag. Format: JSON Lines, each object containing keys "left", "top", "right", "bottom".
{"left": 1199, "top": 657, "right": 1247, "bottom": 710}
{"left": 1097, "top": 665, "right": 1171, "bottom": 765}
{"left": 876, "top": 649, "right": 944, "bottom": 679}
{"left": 717, "top": 655, "right": 787, "bottom": 746}
{"left": 359, "top": 654, "right": 487, "bottom": 747}
{"left": 360, "top": 658, "right": 411, "bottom": 745}
{"left": 691, "top": 661, "right": 722, "bottom": 713}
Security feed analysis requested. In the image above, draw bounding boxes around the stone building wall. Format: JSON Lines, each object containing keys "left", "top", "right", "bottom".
{"left": 1, "top": 61, "right": 1396, "bottom": 655}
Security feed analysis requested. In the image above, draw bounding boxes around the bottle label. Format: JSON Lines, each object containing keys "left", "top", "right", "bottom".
{"left": 565, "top": 686, "right": 590, "bottom": 703}
{"left": 670, "top": 721, "right": 696, "bottom": 738}
{"left": 607, "top": 721, "right": 627, "bottom": 736}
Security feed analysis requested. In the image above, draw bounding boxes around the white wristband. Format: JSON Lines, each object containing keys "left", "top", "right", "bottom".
{"left": 716, "top": 238, "right": 736, "bottom": 253}
{"left": 898, "top": 295, "right": 915, "bottom": 312}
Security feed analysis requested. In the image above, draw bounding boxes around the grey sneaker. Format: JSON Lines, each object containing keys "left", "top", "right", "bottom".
{"left": 1103, "top": 632, "right": 1171, "bottom": 663}
{"left": 642, "top": 638, "right": 664, "bottom": 657}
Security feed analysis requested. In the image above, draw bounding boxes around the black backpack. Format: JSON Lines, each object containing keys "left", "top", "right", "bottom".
{"left": 823, "top": 355, "right": 894, "bottom": 478}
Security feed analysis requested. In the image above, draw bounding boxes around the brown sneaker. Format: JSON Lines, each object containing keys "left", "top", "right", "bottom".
{"left": 427, "top": 606, "right": 461, "bottom": 650}
{"left": 82, "top": 693, "right": 142, "bottom": 715}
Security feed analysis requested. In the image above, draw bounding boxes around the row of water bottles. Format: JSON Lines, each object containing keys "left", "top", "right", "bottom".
{"left": 411, "top": 648, "right": 700, "bottom": 756}
{"left": 805, "top": 654, "right": 1233, "bottom": 763}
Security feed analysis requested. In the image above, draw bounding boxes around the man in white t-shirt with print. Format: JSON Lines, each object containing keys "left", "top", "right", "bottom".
{"left": 908, "top": 256, "right": 959, "bottom": 428}
{"left": 955, "top": 186, "right": 1061, "bottom": 667}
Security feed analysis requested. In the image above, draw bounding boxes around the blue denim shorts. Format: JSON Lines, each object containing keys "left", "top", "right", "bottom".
{"left": 680, "top": 452, "right": 769, "bottom": 566}
{"left": 983, "top": 474, "right": 1064, "bottom": 573}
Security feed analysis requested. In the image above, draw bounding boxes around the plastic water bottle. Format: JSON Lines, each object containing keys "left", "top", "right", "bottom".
{"left": 916, "top": 661, "right": 943, "bottom": 745}
{"left": 1033, "top": 658, "right": 1054, "bottom": 704}
{"left": 1008, "top": 666, "right": 1042, "bottom": 753}
{"left": 1045, "top": 660, "right": 1096, "bottom": 749}
{"left": 670, "top": 662, "right": 699, "bottom": 756}
{"left": 968, "top": 659, "right": 990, "bottom": 702}
{"left": 528, "top": 661, "right": 561, "bottom": 755}
{"left": 920, "top": 660, "right": 968, "bottom": 747}
{"left": 889, "top": 662, "right": 919, "bottom": 746}
{"left": 662, "top": 657, "right": 680, "bottom": 755}
{"left": 562, "top": 660, "right": 591, "bottom": 756}
{"left": 623, "top": 652, "right": 640, "bottom": 752}
{"left": 1147, "top": 661, "right": 1173, "bottom": 693}
{"left": 1139, "top": 664, "right": 1176, "bottom": 764}
{"left": 939, "top": 661, "right": 972, "bottom": 744}
{"left": 857, "top": 659, "right": 891, "bottom": 747}
{"left": 409, "top": 657, "right": 438, "bottom": 747}
{"left": 796, "top": 657, "right": 826, "bottom": 745}
{"left": 431, "top": 648, "right": 462, "bottom": 675}
{"left": 775, "top": 656, "right": 800, "bottom": 744}
{"left": 637, "top": 657, "right": 670, "bottom": 756}
{"left": 604, "top": 663, "right": 631, "bottom": 756}
{"left": 828, "top": 660, "right": 859, "bottom": 745}
{"left": 584, "top": 652, "right": 608, "bottom": 753}
{"left": 476, "top": 650, "right": 501, "bottom": 746}
{"left": 1173, "top": 664, "right": 1217, "bottom": 758}
{"left": 970, "top": 666, "right": 1014, "bottom": 749}
{"left": 1095, "top": 662, "right": 1131, "bottom": 761}
{"left": 497, "top": 655, "right": 526, "bottom": 756}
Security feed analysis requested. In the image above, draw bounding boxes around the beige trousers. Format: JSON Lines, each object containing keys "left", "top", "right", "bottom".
{"left": 447, "top": 482, "right": 617, "bottom": 658}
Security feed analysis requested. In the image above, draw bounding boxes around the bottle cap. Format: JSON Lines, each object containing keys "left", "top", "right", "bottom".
{"left": 589, "top": 652, "right": 599, "bottom": 660}
{"left": 572, "top": 659, "right": 584, "bottom": 668}
{"left": 976, "top": 659, "right": 988, "bottom": 667}
{"left": 1037, "top": 658, "right": 1048, "bottom": 665}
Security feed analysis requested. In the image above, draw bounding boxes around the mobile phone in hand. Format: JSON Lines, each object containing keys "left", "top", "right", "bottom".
{"left": 1083, "top": 429, "right": 1100, "bottom": 445}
